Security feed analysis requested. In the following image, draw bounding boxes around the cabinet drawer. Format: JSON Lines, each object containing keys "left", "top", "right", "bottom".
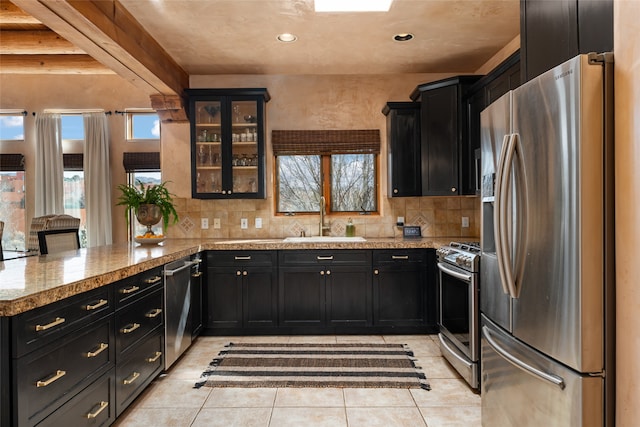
{"left": 208, "top": 250, "right": 275, "bottom": 267}
{"left": 15, "top": 319, "right": 114, "bottom": 426}
{"left": 115, "top": 267, "right": 163, "bottom": 308}
{"left": 115, "top": 289, "right": 163, "bottom": 356}
{"left": 279, "top": 250, "right": 371, "bottom": 266}
{"left": 372, "top": 249, "right": 426, "bottom": 265}
{"left": 36, "top": 368, "right": 115, "bottom": 427}
{"left": 12, "top": 286, "right": 113, "bottom": 358}
{"left": 115, "top": 331, "right": 163, "bottom": 416}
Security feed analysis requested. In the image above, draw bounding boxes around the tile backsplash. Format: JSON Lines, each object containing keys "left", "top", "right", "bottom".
{"left": 167, "top": 196, "right": 479, "bottom": 240}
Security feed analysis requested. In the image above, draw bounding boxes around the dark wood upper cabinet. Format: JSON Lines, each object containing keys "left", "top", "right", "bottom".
{"left": 411, "top": 76, "right": 480, "bottom": 196}
{"left": 520, "top": 0, "right": 613, "bottom": 83}
{"left": 382, "top": 102, "right": 421, "bottom": 197}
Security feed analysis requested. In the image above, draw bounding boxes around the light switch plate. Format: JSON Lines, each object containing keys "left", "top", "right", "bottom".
{"left": 255, "top": 218, "right": 262, "bottom": 229}
{"left": 241, "top": 218, "right": 248, "bottom": 229}
{"left": 201, "top": 218, "right": 209, "bottom": 229}
{"left": 213, "top": 218, "right": 221, "bottom": 229}
{"left": 462, "top": 217, "right": 470, "bottom": 228}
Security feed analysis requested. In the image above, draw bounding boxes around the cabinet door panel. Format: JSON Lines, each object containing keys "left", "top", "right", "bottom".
{"left": 206, "top": 268, "right": 243, "bottom": 329}
{"left": 243, "top": 268, "right": 278, "bottom": 328}
{"left": 421, "top": 85, "right": 458, "bottom": 195}
{"left": 279, "top": 268, "right": 325, "bottom": 327}
{"left": 326, "top": 266, "right": 371, "bottom": 327}
{"left": 384, "top": 103, "right": 421, "bottom": 197}
{"left": 373, "top": 267, "right": 425, "bottom": 327}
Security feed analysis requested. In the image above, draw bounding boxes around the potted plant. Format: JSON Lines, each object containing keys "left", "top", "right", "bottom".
{"left": 116, "top": 180, "right": 179, "bottom": 236}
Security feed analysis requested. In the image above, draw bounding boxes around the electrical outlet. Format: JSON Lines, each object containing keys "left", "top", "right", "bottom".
{"left": 213, "top": 218, "right": 221, "bottom": 229}
{"left": 396, "top": 216, "right": 405, "bottom": 226}
{"left": 462, "top": 217, "right": 470, "bottom": 228}
{"left": 201, "top": 218, "right": 209, "bottom": 229}
{"left": 255, "top": 217, "right": 262, "bottom": 229}
{"left": 241, "top": 218, "right": 248, "bottom": 229}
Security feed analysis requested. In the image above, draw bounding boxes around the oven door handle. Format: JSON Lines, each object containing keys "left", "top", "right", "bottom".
{"left": 438, "top": 333, "right": 473, "bottom": 369}
{"left": 437, "top": 262, "right": 472, "bottom": 282}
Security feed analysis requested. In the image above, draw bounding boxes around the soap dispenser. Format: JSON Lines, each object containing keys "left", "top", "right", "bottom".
{"left": 345, "top": 218, "right": 355, "bottom": 237}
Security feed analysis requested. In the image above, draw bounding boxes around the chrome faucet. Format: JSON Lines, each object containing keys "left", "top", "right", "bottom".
{"left": 319, "top": 196, "right": 330, "bottom": 236}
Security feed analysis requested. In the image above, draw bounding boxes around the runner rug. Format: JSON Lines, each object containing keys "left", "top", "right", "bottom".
{"left": 195, "top": 343, "right": 430, "bottom": 390}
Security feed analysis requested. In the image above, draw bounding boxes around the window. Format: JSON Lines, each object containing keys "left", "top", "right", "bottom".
{"left": 61, "top": 114, "right": 84, "bottom": 140}
{"left": 0, "top": 154, "right": 26, "bottom": 251}
{"left": 273, "top": 130, "right": 379, "bottom": 214}
{"left": 126, "top": 111, "right": 160, "bottom": 141}
{"left": 63, "top": 154, "right": 87, "bottom": 247}
{"left": 123, "top": 152, "right": 162, "bottom": 237}
{"left": 0, "top": 111, "right": 25, "bottom": 141}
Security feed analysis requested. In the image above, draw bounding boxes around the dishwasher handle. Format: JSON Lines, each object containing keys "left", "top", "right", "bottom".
{"left": 163, "top": 260, "right": 195, "bottom": 276}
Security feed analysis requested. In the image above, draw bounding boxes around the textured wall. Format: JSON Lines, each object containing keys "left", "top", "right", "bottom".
{"left": 614, "top": 1, "right": 640, "bottom": 425}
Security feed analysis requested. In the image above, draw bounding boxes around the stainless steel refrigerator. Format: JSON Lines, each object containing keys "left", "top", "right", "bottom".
{"left": 480, "top": 53, "right": 615, "bottom": 426}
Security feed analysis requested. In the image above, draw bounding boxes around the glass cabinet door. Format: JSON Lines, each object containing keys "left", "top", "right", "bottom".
{"left": 194, "top": 100, "right": 223, "bottom": 194}
{"left": 231, "top": 100, "right": 259, "bottom": 194}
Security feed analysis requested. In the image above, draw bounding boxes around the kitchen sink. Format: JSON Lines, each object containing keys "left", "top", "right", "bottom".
{"left": 282, "top": 236, "right": 367, "bottom": 243}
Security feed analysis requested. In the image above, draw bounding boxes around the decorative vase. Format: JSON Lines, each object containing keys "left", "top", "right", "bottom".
{"left": 136, "top": 204, "right": 162, "bottom": 235}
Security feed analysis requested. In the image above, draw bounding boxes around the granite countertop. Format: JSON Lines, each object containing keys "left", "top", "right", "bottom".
{"left": 0, "top": 236, "right": 460, "bottom": 317}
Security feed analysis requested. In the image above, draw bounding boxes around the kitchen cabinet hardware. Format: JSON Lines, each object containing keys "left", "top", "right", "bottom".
{"left": 192, "top": 271, "right": 203, "bottom": 277}
{"left": 145, "top": 308, "right": 162, "bottom": 318}
{"left": 36, "top": 370, "right": 67, "bottom": 387}
{"left": 243, "top": 271, "right": 248, "bottom": 276}
{"left": 35, "top": 316, "right": 66, "bottom": 331}
{"left": 85, "top": 299, "right": 108, "bottom": 310}
{"left": 316, "top": 255, "right": 334, "bottom": 260}
{"left": 122, "top": 371, "right": 140, "bottom": 385}
{"left": 85, "top": 342, "right": 109, "bottom": 358}
{"left": 86, "top": 401, "right": 109, "bottom": 419}
{"left": 145, "top": 352, "right": 162, "bottom": 363}
{"left": 392, "top": 255, "right": 409, "bottom": 260}
{"left": 144, "top": 276, "right": 162, "bottom": 284}
{"left": 235, "top": 255, "right": 252, "bottom": 260}
{"left": 119, "top": 285, "right": 139, "bottom": 294}
{"left": 120, "top": 323, "right": 140, "bottom": 334}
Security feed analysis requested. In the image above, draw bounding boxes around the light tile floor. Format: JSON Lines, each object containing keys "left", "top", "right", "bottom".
{"left": 113, "top": 335, "right": 481, "bottom": 427}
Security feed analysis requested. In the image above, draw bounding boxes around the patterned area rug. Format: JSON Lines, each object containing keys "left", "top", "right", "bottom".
{"left": 195, "top": 343, "right": 430, "bottom": 390}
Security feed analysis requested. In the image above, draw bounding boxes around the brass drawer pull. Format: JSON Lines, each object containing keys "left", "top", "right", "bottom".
{"left": 86, "top": 401, "right": 109, "bottom": 419}
{"left": 85, "top": 299, "right": 108, "bottom": 311}
{"left": 120, "top": 285, "right": 140, "bottom": 294}
{"left": 146, "top": 351, "right": 162, "bottom": 363}
{"left": 145, "top": 308, "right": 163, "bottom": 318}
{"left": 144, "top": 276, "right": 162, "bottom": 284}
{"left": 36, "top": 370, "right": 66, "bottom": 387}
{"left": 374, "top": 269, "right": 379, "bottom": 275}
{"left": 86, "top": 343, "right": 109, "bottom": 358}
{"left": 234, "top": 256, "right": 251, "bottom": 260}
{"left": 317, "top": 256, "right": 334, "bottom": 260}
{"left": 192, "top": 271, "right": 203, "bottom": 278}
{"left": 122, "top": 371, "right": 140, "bottom": 385}
{"left": 120, "top": 323, "right": 140, "bottom": 334}
{"left": 391, "top": 255, "right": 409, "bottom": 260}
{"left": 35, "top": 317, "right": 66, "bottom": 332}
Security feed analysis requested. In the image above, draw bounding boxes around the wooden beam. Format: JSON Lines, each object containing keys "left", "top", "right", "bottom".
{"left": 10, "top": 0, "right": 188, "bottom": 97}
{"left": 0, "top": 54, "right": 115, "bottom": 74}
{"left": 0, "top": 0, "right": 41, "bottom": 24}
{"left": 150, "top": 94, "right": 189, "bottom": 123}
{"left": 0, "top": 30, "right": 85, "bottom": 54}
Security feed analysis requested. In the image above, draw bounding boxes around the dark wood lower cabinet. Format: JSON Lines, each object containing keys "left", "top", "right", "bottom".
{"left": 206, "top": 249, "right": 435, "bottom": 335}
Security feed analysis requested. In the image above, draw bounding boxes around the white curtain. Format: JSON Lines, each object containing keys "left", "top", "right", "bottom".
{"left": 83, "top": 112, "right": 113, "bottom": 247}
{"left": 35, "top": 113, "right": 64, "bottom": 216}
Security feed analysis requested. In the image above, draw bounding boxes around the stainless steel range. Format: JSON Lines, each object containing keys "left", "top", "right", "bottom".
{"left": 436, "top": 241, "right": 481, "bottom": 389}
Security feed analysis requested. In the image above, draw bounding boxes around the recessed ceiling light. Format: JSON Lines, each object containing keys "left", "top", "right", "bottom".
{"left": 277, "top": 33, "right": 297, "bottom": 43}
{"left": 393, "top": 33, "right": 414, "bottom": 42}
{"left": 315, "top": 0, "right": 393, "bottom": 12}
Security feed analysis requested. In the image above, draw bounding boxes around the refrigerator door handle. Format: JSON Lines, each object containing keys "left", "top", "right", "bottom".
{"left": 496, "top": 133, "right": 518, "bottom": 298}
{"left": 482, "top": 326, "right": 566, "bottom": 390}
{"left": 494, "top": 134, "right": 512, "bottom": 296}
{"left": 510, "top": 133, "right": 529, "bottom": 298}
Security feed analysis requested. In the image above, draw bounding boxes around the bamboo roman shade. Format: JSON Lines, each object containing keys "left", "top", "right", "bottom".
{"left": 0, "top": 153, "right": 25, "bottom": 171}
{"left": 122, "top": 152, "right": 160, "bottom": 172}
{"left": 272, "top": 130, "right": 380, "bottom": 155}
{"left": 63, "top": 153, "right": 83, "bottom": 171}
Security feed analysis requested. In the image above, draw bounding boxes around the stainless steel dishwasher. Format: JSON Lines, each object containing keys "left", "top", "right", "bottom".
{"left": 163, "top": 256, "right": 194, "bottom": 369}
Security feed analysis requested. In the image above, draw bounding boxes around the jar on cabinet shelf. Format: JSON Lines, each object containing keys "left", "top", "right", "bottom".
{"left": 186, "top": 88, "right": 270, "bottom": 199}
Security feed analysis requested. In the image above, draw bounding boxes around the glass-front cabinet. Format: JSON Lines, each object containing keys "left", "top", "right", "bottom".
{"left": 186, "top": 88, "right": 270, "bottom": 198}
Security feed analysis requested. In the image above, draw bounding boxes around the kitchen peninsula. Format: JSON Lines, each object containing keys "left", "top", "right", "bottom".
{"left": 0, "top": 237, "right": 452, "bottom": 427}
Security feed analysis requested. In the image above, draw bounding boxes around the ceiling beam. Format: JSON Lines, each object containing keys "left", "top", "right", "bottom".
{"left": 10, "top": 0, "right": 189, "bottom": 98}
{"left": 0, "top": 54, "right": 115, "bottom": 74}
{"left": 0, "top": 0, "right": 40, "bottom": 24}
{"left": 0, "top": 29, "right": 85, "bottom": 54}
